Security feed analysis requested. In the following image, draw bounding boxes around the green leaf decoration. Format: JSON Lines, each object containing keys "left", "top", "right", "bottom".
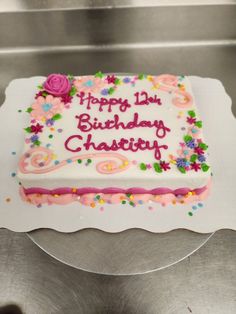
{"left": 188, "top": 110, "right": 196, "bottom": 118}
{"left": 95, "top": 71, "right": 103, "bottom": 78}
{"left": 140, "top": 163, "right": 147, "bottom": 170}
{"left": 37, "top": 85, "right": 43, "bottom": 90}
{"left": 26, "top": 107, "right": 33, "bottom": 113}
{"left": 153, "top": 162, "right": 162, "bottom": 173}
{"left": 195, "top": 120, "right": 202, "bottom": 128}
{"left": 24, "top": 127, "right": 32, "bottom": 133}
{"left": 178, "top": 166, "right": 186, "bottom": 174}
{"left": 138, "top": 74, "right": 144, "bottom": 80}
{"left": 126, "top": 193, "right": 132, "bottom": 198}
{"left": 42, "top": 91, "right": 48, "bottom": 97}
{"left": 67, "top": 74, "right": 74, "bottom": 81}
{"left": 114, "top": 78, "right": 121, "bottom": 85}
{"left": 190, "top": 154, "right": 198, "bottom": 163}
{"left": 201, "top": 163, "right": 210, "bottom": 172}
{"left": 198, "top": 142, "right": 208, "bottom": 150}
{"left": 108, "top": 87, "right": 115, "bottom": 95}
{"left": 184, "top": 135, "right": 192, "bottom": 143}
{"left": 34, "top": 140, "right": 41, "bottom": 146}
{"left": 52, "top": 114, "right": 62, "bottom": 121}
{"left": 69, "top": 85, "right": 77, "bottom": 96}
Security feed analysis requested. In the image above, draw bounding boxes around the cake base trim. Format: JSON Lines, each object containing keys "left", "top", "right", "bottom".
{"left": 23, "top": 186, "right": 207, "bottom": 196}
{"left": 20, "top": 180, "right": 211, "bottom": 207}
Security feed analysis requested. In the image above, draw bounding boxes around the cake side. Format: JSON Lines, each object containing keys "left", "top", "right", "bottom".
{"left": 17, "top": 73, "right": 211, "bottom": 206}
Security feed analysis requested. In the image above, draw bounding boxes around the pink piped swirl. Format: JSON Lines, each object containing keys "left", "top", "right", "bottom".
{"left": 19, "top": 147, "right": 54, "bottom": 174}
{"left": 43, "top": 74, "right": 71, "bottom": 97}
{"left": 154, "top": 74, "right": 178, "bottom": 91}
{"left": 19, "top": 147, "right": 130, "bottom": 175}
{"left": 152, "top": 74, "right": 193, "bottom": 108}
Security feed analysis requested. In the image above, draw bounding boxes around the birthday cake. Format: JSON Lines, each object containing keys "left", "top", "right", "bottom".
{"left": 17, "top": 72, "right": 211, "bottom": 207}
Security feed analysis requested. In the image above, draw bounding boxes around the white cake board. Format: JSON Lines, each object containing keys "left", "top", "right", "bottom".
{"left": 0, "top": 76, "right": 235, "bottom": 233}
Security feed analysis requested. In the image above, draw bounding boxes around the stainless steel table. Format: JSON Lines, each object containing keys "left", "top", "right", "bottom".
{"left": 0, "top": 1, "right": 236, "bottom": 312}
{"left": 1, "top": 229, "right": 236, "bottom": 313}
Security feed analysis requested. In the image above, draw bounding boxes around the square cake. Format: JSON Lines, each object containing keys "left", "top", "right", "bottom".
{"left": 18, "top": 73, "right": 211, "bottom": 207}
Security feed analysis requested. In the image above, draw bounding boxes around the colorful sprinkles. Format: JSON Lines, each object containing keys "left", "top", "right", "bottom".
{"left": 188, "top": 202, "right": 204, "bottom": 216}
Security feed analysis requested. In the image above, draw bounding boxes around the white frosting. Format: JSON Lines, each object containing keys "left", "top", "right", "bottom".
{"left": 17, "top": 74, "right": 211, "bottom": 190}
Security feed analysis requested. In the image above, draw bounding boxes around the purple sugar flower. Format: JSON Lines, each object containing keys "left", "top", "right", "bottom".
{"left": 123, "top": 77, "right": 131, "bottom": 83}
{"left": 46, "top": 119, "right": 54, "bottom": 127}
{"left": 30, "top": 134, "right": 39, "bottom": 142}
{"left": 186, "top": 139, "right": 196, "bottom": 149}
{"left": 101, "top": 88, "right": 109, "bottom": 96}
{"left": 198, "top": 154, "right": 206, "bottom": 162}
{"left": 176, "top": 158, "right": 187, "bottom": 168}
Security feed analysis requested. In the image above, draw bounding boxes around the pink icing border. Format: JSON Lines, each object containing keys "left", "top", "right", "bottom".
{"left": 19, "top": 179, "right": 211, "bottom": 207}
{"left": 23, "top": 186, "right": 207, "bottom": 196}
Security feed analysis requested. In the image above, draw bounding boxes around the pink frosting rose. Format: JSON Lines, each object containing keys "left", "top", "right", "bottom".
{"left": 43, "top": 74, "right": 71, "bottom": 96}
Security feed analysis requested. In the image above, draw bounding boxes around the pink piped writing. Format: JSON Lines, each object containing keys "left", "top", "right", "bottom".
{"left": 77, "top": 91, "right": 131, "bottom": 112}
{"left": 65, "top": 133, "right": 168, "bottom": 160}
{"left": 134, "top": 91, "right": 162, "bottom": 106}
{"left": 75, "top": 112, "right": 170, "bottom": 139}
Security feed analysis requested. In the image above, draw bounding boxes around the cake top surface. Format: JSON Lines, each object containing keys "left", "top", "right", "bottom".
{"left": 18, "top": 72, "right": 210, "bottom": 187}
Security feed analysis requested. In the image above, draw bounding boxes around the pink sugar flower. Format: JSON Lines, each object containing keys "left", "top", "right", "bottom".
{"left": 74, "top": 76, "right": 106, "bottom": 94}
{"left": 31, "top": 123, "right": 43, "bottom": 134}
{"left": 191, "top": 162, "right": 201, "bottom": 172}
{"left": 177, "top": 148, "right": 193, "bottom": 159}
{"left": 160, "top": 161, "right": 171, "bottom": 171}
{"left": 186, "top": 116, "right": 196, "bottom": 124}
{"left": 30, "top": 95, "right": 64, "bottom": 120}
{"left": 187, "top": 126, "right": 201, "bottom": 139}
{"left": 106, "top": 75, "right": 116, "bottom": 84}
{"left": 194, "top": 146, "right": 204, "bottom": 155}
{"left": 43, "top": 74, "right": 71, "bottom": 97}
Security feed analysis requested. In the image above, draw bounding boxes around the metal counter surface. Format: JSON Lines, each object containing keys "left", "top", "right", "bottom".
{"left": 0, "top": 229, "right": 236, "bottom": 313}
